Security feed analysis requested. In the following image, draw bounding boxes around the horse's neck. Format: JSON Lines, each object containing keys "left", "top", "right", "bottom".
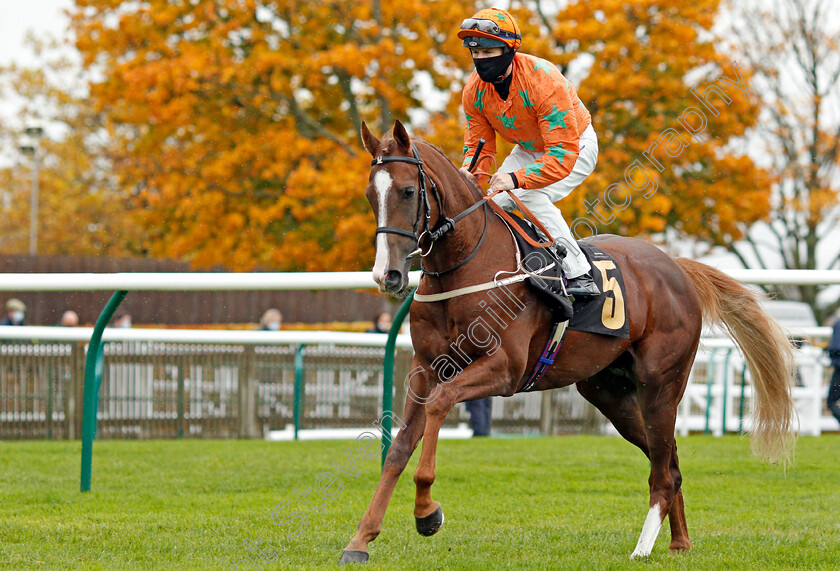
{"left": 422, "top": 147, "right": 504, "bottom": 277}
{"left": 440, "top": 179, "right": 482, "bottom": 223}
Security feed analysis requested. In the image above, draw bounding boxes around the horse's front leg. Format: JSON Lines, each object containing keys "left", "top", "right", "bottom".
{"left": 339, "top": 363, "right": 431, "bottom": 564}
{"left": 412, "top": 353, "right": 512, "bottom": 536}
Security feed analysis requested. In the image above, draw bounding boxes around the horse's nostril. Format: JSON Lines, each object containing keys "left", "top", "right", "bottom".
{"left": 384, "top": 270, "right": 403, "bottom": 289}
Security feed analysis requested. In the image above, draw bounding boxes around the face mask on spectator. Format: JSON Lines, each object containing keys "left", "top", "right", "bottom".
{"left": 267, "top": 321, "right": 280, "bottom": 331}
{"left": 11, "top": 311, "right": 24, "bottom": 323}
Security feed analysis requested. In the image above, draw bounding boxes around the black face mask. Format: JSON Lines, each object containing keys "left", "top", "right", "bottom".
{"left": 474, "top": 49, "right": 515, "bottom": 83}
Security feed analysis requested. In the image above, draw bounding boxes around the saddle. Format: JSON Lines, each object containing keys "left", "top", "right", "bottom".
{"left": 502, "top": 215, "right": 630, "bottom": 340}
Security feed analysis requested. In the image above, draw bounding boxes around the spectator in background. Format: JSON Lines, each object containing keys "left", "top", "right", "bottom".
{"left": 366, "top": 312, "right": 392, "bottom": 334}
{"left": 1, "top": 298, "right": 26, "bottom": 326}
{"left": 259, "top": 308, "right": 283, "bottom": 331}
{"left": 113, "top": 313, "right": 132, "bottom": 328}
{"left": 59, "top": 310, "right": 79, "bottom": 327}
{"left": 465, "top": 398, "right": 492, "bottom": 437}
{"left": 826, "top": 313, "right": 840, "bottom": 424}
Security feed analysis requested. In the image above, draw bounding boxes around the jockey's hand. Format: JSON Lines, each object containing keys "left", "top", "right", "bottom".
{"left": 489, "top": 172, "right": 515, "bottom": 193}
{"left": 459, "top": 167, "right": 478, "bottom": 184}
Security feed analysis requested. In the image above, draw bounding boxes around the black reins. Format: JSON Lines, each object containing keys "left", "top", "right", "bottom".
{"left": 371, "top": 143, "right": 488, "bottom": 277}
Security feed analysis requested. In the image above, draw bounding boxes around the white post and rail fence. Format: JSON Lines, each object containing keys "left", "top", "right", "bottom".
{"left": 1, "top": 269, "right": 839, "bottom": 493}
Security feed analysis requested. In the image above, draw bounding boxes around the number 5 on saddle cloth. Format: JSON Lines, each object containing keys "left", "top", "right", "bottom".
{"left": 504, "top": 214, "right": 630, "bottom": 340}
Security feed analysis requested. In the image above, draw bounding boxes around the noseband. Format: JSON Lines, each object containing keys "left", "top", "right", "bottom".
{"left": 371, "top": 144, "right": 488, "bottom": 277}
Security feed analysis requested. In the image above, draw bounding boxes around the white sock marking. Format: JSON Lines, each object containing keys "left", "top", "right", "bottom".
{"left": 631, "top": 503, "right": 662, "bottom": 558}
{"left": 372, "top": 170, "right": 393, "bottom": 287}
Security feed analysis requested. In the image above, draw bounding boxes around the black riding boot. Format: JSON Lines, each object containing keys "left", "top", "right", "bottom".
{"left": 566, "top": 273, "right": 600, "bottom": 297}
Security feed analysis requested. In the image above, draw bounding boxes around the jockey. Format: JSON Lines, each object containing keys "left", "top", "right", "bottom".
{"left": 458, "top": 7, "right": 601, "bottom": 297}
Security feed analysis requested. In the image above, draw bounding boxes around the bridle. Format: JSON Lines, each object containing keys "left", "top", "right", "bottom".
{"left": 371, "top": 144, "right": 488, "bottom": 277}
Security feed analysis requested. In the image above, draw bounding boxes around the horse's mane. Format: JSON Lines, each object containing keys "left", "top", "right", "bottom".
{"left": 412, "top": 138, "right": 486, "bottom": 200}
{"left": 377, "top": 132, "right": 485, "bottom": 202}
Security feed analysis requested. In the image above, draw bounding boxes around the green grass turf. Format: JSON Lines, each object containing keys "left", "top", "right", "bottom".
{"left": 1, "top": 435, "right": 839, "bottom": 570}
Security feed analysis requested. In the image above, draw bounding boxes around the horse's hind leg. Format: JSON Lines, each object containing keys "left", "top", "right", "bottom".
{"left": 629, "top": 338, "right": 697, "bottom": 558}
{"left": 577, "top": 367, "right": 691, "bottom": 555}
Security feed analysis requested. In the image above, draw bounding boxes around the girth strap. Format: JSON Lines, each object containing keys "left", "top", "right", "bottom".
{"left": 519, "top": 320, "right": 569, "bottom": 392}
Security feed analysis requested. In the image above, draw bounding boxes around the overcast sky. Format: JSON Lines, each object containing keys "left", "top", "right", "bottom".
{"left": 0, "top": 0, "right": 73, "bottom": 67}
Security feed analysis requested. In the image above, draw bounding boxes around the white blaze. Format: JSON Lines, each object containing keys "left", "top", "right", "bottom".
{"left": 372, "top": 170, "right": 393, "bottom": 287}
{"left": 630, "top": 503, "right": 662, "bottom": 558}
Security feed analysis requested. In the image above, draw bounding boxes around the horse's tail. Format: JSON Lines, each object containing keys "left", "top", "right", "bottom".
{"left": 675, "top": 258, "right": 796, "bottom": 464}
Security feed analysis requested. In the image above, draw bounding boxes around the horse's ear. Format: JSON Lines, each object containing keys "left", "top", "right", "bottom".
{"left": 360, "top": 121, "right": 380, "bottom": 157}
{"left": 392, "top": 119, "right": 411, "bottom": 151}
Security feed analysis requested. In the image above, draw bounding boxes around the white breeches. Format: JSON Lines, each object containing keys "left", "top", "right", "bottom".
{"left": 493, "top": 123, "right": 599, "bottom": 279}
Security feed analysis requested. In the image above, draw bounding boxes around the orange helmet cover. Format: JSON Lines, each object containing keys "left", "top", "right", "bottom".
{"left": 458, "top": 8, "right": 522, "bottom": 51}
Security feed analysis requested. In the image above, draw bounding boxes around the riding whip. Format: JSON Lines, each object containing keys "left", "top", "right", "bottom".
{"left": 467, "top": 138, "right": 486, "bottom": 172}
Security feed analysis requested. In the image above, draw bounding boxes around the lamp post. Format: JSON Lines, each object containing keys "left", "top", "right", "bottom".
{"left": 19, "top": 123, "right": 43, "bottom": 256}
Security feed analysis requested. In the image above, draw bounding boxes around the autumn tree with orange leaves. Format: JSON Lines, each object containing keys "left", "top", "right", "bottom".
{"left": 545, "top": 0, "right": 770, "bottom": 246}
{"left": 3, "top": 0, "right": 788, "bottom": 278}
{"left": 69, "top": 0, "right": 470, "bottom": 271}
{"left": 425, "top": 0, "right": 775, "bottom": 277}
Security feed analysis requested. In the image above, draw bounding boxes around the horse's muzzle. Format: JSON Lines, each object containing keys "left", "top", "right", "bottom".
{"left": 382, "top": 270, "right": 404, "bottom": 293}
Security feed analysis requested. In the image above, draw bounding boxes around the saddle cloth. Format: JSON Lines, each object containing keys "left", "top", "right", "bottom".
{"left": 505, "top": 216, "right": 630, "bottom": 339}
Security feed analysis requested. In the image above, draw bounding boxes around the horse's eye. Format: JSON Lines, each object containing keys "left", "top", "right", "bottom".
{"left": 402, "top": 186, "right": 416, "bottom": 200}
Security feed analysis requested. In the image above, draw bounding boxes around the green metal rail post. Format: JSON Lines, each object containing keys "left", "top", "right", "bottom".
{"left": 381, "top": 290, "right": 414, "bottom": 467}
{"left": 293, "top": 345, "right": 305, "bottom": 440}
{"left": 80, "top": 290, "right": 128, "bottom": 492}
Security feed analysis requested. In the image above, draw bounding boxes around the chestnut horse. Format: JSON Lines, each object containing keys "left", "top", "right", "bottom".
{"left": 339, "top": 120, "right": 795, "bottom": 564}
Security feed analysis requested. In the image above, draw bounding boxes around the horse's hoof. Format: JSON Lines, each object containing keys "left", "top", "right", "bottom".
{"left": 338, "top": 550, "right": 369, "bottom": 564}
{"left": 415, "top": 506, "right": 445, "bottom": 536}
{"left": 669, "top": 540, "right": 692, "bottom": 553}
